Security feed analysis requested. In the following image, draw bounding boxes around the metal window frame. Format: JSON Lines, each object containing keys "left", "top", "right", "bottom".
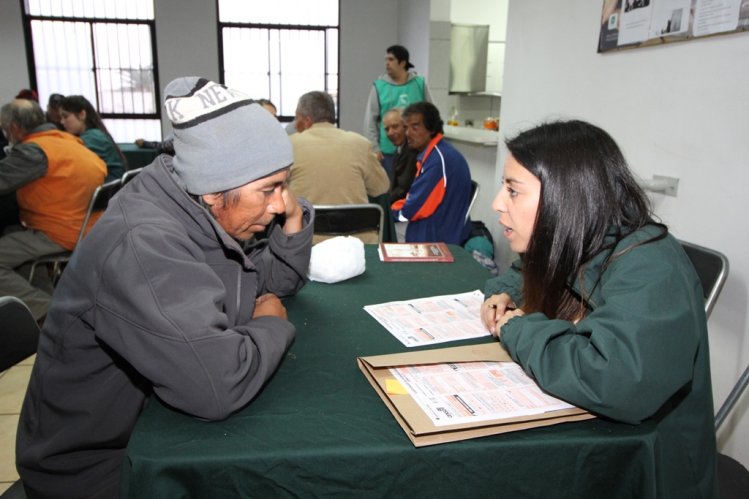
{"left": 20, "top": 2, "right": 161, "bottom": 122}
{"left": 215, "top": 0, "right": 341, "bottom": 124}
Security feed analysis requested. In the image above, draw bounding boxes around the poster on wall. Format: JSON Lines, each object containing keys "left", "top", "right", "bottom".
{"left": 598, "top": 0, "right": 749, "bottom": 52}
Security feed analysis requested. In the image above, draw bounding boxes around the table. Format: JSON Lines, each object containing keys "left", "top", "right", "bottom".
{"left": 118, "top": 143, "right": 160, "bottom": 169}
{"left": 122, "top": 246, "right": 663, "bottom": 498}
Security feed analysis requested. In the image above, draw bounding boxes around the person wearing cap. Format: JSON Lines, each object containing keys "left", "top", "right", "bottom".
{"left": 363, "top": 44, "right": 432, "bottom": 181}
{"left": 16, "top": 76, "right": 314, "bottom": 498}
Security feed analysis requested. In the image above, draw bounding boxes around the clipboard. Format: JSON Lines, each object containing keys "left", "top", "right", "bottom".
{"left": 357, "top": 342, "right": 594, "bottom": 447}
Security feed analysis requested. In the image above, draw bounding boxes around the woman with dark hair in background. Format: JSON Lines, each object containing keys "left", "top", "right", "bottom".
{"left": 481, "top": 120, "right": 717, "bottom": 498}
{"left": 60, "top": 95, "right": 126, "bottom": 181}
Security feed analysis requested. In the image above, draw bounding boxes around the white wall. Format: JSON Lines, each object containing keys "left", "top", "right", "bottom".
{"left": 398, "top": 0, "right": 431, "bottom": 79}
{"left": 154, "top": 0, "right": 220, "bottom": 136}
{"left": 500, "top": 0, "right": 749, "bottom": 468}
{"left": 339, "top": 0, "right": 399, "bottom": 132}
{"left": 0, "top": 0, "right": 31, "bottom": 100}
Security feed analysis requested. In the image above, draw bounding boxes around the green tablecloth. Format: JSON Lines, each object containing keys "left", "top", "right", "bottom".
{"left": 122, "top": 246, "right": 662, "bottom": 498}
{"left": 119, "top": 143, "right": 160, "bottom": 169}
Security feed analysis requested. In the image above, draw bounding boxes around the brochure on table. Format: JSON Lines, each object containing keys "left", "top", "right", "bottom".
{"left": 364, "top": 290, "right": 490, "bottom": 347}
{"left": 378, "top": 242, "right": 454, "bottom": 262}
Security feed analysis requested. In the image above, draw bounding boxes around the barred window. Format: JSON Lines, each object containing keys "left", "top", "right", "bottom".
{"left": 23, "top": 0, "right": 160, "bottom": 142}
{"left": 218, "top": 0, "right": 339, "bottom": 122}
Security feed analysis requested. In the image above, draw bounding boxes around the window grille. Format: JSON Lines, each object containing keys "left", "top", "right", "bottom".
{"left": 23, "top": 0, "right": 160, "bottom": 142}
{"left": 217, "top": 0, "right": 339, "bottom": 122}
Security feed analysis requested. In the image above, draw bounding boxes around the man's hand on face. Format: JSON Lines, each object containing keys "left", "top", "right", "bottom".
{"left": 280, "top": 184, "right": 303, "bottom": 234}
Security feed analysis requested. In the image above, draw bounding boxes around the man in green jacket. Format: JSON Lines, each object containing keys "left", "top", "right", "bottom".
{"left": 364, "top": 45, "right": 432, "bottom": 181}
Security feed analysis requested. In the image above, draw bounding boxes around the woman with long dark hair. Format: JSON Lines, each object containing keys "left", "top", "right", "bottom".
{"left": 481, "top": 120, "right": 716, "bottom": 498}
{"left": 60, "top": 95, "right": 127, "bottom": 182}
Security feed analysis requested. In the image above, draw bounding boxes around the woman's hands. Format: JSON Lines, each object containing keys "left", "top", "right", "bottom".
{"left": 481, "top": 293, "right": 524, "bottom": 337}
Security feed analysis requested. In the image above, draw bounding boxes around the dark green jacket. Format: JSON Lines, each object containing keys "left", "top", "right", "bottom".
{"left": 485, "top": 225, "right": 717, "bottom": 499}
{"left": 81, "top": 127, "right": 125, "bottom": 182}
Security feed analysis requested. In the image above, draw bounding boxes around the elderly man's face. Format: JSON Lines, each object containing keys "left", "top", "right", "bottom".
{"left": 203, "top": 169, "right": 289, "bottom": 241}
{"left": 404, "top": 113, "right": 433, "bottom": 152}
{"left": 383, "top": 112, "right": 406, "bottom": 147}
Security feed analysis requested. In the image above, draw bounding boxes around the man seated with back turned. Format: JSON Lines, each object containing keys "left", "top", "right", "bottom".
{"left": 391, "top": 102, "right": 472, "bottom": 244}
{"left": 289, "top": 91, "right": 389, "bottom": 242}
{"left": 0, "top": 98, "right": 106, "bottom": 322}
{"left": 16, "top": 76, "right": 314, "bottom": 498}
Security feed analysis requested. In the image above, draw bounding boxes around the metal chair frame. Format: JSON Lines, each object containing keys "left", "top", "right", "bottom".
{"left": 28, "top": 179, "right": 123, "bottom": 284}
{"left": 680, "top": 240, "right": 729, "bottom": 319}
{"left": 466, "top": 180, "right": 479, "bottom": 223}
{"left": 120, "top": 166, "right": 144, "bottom": 187}
{"left": 679, "top": 240, "right": 748, "bottom": 498}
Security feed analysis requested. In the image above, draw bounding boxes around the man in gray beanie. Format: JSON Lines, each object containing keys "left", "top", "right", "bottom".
{"left": 16, "top": 76, "right": 314, "bottom": 499}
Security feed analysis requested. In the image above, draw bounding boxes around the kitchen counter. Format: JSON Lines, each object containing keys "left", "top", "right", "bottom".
{"left": 443, "top": 124, "right": 499, "bottom": 146}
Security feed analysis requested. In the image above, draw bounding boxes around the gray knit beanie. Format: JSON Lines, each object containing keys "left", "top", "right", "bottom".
{"left": 164, "top": 76, "right": 292, "bottom": 195}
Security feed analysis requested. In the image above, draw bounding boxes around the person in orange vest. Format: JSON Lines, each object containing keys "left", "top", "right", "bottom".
{"left": 0, "top": 98, "right": 106, "bottom": 322}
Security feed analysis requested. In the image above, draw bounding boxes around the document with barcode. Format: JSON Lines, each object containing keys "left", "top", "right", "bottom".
{"left": 364, "top": 290, "right": 490, "bottom": 347}
{"left": 390, "top": 361, "right": 575, "bottom": 427}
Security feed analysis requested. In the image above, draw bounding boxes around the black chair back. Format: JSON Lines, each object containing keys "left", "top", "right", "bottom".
{"left": 0, "top": 296, "right": 39, "bottom": 372}
{"left": 678, "top": 241, "right": 748, "bottom": 497}
{"left": 679, "top": 240, "right": 728, "bottom": 318}
{"left": 313, "top": 204, "right": 384, "bottom": 243}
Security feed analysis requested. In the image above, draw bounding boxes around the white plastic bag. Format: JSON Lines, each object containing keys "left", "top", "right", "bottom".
{"left": 307, "top": 236, "right": 366, "bottom": 283}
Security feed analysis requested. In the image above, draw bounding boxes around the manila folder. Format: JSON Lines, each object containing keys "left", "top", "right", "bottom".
{"left": 357, "top": 342, "right": 594, "bottom": 447}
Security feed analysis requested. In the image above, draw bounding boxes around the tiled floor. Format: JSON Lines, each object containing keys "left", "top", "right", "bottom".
{"left": 0, "top": 354, "right": 34, "bottom": 495}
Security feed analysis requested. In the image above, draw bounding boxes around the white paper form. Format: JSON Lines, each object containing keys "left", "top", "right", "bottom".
{"left": 694, "top": 0, "right": 742, "bottom": 36}
{"left": 390, "top": 361, "right": 575, "bottom": 427}
{"left": 649, "top": 0, "right": 692, "bottom": 37}
{"left": 364, "top": 290, "right": 490, "bottom": 347}
{"left": 618, "top": 0, "right": 655, "bottom": 45}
